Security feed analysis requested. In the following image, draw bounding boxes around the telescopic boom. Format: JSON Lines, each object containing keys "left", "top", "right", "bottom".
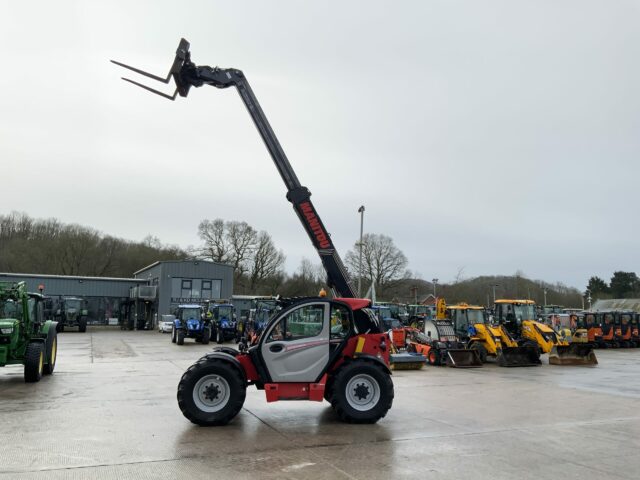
{"left": 112, "top": 39, "right": 356, "bottom": 297}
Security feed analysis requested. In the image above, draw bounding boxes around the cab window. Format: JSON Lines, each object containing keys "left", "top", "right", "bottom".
{"left": 330, "top": 304, "right": 351, "bottom": 340}
{"left": 266, "top": 304, "right": 325, "bottom": 342}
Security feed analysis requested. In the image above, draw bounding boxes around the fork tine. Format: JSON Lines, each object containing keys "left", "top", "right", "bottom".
{"left": 121, "top": 77, "right": 178, "bottom": 100}
{"left": 111, "top": 60, "right": 172, "bottom": 84}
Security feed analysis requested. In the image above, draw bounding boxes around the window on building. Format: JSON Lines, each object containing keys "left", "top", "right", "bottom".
{"left": 181, "top": 279, "right": 192, "bottom": 298}
{"left": 202, "top": 280, "right": 212, "bottom": 299}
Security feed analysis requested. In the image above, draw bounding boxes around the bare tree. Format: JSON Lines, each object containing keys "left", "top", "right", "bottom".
{"left": 197, "top": 219, "right": 228, "bottom": 263}
{"left": 248, "top": 231, "right": 285, "bottom": 291}
{"left": 345, "top": 233, "right": 409, "bottom": 295}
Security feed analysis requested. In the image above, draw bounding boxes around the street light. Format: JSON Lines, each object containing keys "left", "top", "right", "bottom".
{"left": 492, "top": 284, "right": 499, "bottom": 303}
{"left": 543, "top": 288, "right": 548, "bottom": 307}
{"left": 357, "top": 205, "right": 365, "bottom": 297}
{"left": 432, "top": 278, "right": 438, "bottom": 299}
{"left": 585, "top": 289, "right": 592, "bottom": 310}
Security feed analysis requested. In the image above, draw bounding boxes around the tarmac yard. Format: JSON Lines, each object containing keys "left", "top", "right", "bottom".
{"left": 1, "top": 330, "right": 640, "bottom": 480}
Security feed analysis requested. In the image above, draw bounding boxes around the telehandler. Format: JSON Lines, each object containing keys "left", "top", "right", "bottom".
{"left": 0, "top": 281, "right": 58, "bottom": 382}
{"left": 114, "top": 39, "right": 396, "bottom": 425}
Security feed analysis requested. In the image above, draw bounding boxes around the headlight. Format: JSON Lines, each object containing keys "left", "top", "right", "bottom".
{"left": 0, "top": 327, "right": 13, "bottom": 334}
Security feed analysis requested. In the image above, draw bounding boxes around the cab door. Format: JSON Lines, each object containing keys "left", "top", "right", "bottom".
{"left": 260, "top": 302, "right": 330, "bottom": 382}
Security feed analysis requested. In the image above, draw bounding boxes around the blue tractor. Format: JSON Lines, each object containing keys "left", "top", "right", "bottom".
{"left": 171, "top": 304, "right": 210, "bottom": 345}
{"left": 207, "top": 302, "right": 237, "bottom": 344}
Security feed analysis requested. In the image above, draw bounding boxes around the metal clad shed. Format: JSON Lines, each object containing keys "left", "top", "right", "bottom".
{"left": 134, "top": 260, "right": 234, "bottom": 315}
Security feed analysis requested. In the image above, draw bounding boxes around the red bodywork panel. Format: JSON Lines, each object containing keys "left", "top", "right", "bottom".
{"left": 334, "top": 297, "right": 371, "bottom": 311}
{"left": 265, "top": 374, "right": 327, "bottom": 402}
{"left": 587, "top": 327, "right": 602, "bottom": 342}
{"left": 233, "top": 332, "right": 389, "bottom": 403}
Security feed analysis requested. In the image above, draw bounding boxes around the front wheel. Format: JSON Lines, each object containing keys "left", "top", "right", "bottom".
{"left": 24, "top": 342, "right": 45, "bottom": 383}
{"left": 177, "top": 357, "right": 246, "bottom": 426}
{"left": 201, "top": 327, "right": 211, "bottom": 345}
{"left": 171, "top": 327, "right": 177, "bottom": 343}
{"left": 216, "top": 328, "right": 223, "bottom": 344}
{"left": 78, "top": 318, "right": 87, "bottom": 333}
{"left": 469, "top": 342, "right": 488, "bottom": 363}
{"left": 330, "top": 360, "right": 394, "bottom": 424}
{"left": 177, "top": 329, "right": 185, "bottom": 345}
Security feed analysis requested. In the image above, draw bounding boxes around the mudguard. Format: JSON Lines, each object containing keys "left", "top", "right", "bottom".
{"left": 352, "top": 353, "right": 392, "bottom": 375}
{"left": 201, "top": 351, "right": 248, "bottom": 382}
{"left": 41, "top": 320, "right": 58, "bottom": 336}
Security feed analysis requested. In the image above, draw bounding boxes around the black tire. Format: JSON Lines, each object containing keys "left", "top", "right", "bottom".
{"left": 171, "top": 327, "right": 177, "bottom": 343}
{"left": 78, "top": 318, "right": 87, "bottom": 333}
{"left": 522, "top": 341, "right": 541, "bottom": 360}
{"left": 177, "top": 329, "right": 185, "bottom": 345}
{"left": 330, "top": 360, "right": 394, "bottom": 424}
{"left": 43, "top": 329, "right": 58, "bottom": 375}
{"left": 427, "top": 348, "right": 440, "bottom": 366}
{"left": 469, "top": 342, "right": 488, "bottom": 363}
{"left": 177, "top": 357, "right": 246, "bottom": 426}
{"left": 216, "top": 327, "right": 223, "bottom": 344}
{"left": 24, "top": 342, "right": 45, "bottom": 383}
{"left": 201, "top": 328, "right": 211, "bottom": 345}
{"left": 56, "top": 322, "right": 64, "bottom": 333}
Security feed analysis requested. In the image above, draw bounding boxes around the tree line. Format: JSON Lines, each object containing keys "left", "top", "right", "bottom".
{"left": 1, "top": 211, "right": 615, "bottom": 307}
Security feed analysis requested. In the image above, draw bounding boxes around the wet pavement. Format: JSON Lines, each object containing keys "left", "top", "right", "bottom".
{"left": 1, "top": 329, "right": 639, "bottom": 479}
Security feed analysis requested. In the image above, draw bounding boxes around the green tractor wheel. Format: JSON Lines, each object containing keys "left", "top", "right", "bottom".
{"left": 24, "top": 342, "right": 45, "bottom": 383}
{"left": 44, "top": 330, "right": 58, "bottom": 375}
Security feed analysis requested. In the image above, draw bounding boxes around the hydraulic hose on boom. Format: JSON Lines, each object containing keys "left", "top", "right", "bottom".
{"left": 112, "top": 38, "right": 356, "bottom": 298}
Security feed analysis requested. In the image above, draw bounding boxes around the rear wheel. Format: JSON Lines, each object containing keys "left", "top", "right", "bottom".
{"left": 24, "top": 342, "right": 45, "bottom": 383}
{"left": 469, "top": 342, "right": 488, "bottom": 363}
{"left": 330, "top": 360, "right": 394, "bottom": 424}
{"left": 43, "top": 330, "right": 58, "bottom": 375}
{"left": 177, "top": 358, "right": 246, "bottom": 426}
{"left": 177, "top": 329, "right": 185, "bottom": 345}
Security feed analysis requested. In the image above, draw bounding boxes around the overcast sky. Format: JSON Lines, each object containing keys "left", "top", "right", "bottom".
{"left": 2, "top": 1, "right": 639, "bottom": 289}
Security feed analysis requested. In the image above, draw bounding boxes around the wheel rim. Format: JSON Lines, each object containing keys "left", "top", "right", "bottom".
{"left": 193, "top": 374, "right": 231, "bottom": 412}
{"left": 38, "top": 351, "right": 44, "bottom": 374}
{"left": 345, "top": 373, "right": 380, "bottom": 412}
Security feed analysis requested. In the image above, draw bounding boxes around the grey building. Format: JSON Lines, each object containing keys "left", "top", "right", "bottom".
{"left": 134, "top": 260, "right": 234, "bottom": 316}
{"left": 0, "top": 272, "right": 146, "bottom": 326}
{"left": 0, "top": 260, "right": 234, "bottom": 328}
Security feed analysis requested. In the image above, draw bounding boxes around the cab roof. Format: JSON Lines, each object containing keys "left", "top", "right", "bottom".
{"left": 335, "top": 298, "right": 372, "bottom": 311}
{"left": 449, "top": 303, "right": 484, "bottom": 310}
{"left": 495, "top": 299, "right": 536, "bottom": 305}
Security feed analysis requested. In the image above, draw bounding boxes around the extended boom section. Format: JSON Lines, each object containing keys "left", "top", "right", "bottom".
{"left": 112, "top": 38, "right": 355, "bottom": 298}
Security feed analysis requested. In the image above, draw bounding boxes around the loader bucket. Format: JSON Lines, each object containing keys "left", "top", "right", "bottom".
{"left": 497, "top": 346, "right": 541, "bottom": 367}
{"left": 390, "top": 352, "right": 426, "bottom": 370}
{"left": 445, "top": 349, "right": 483, "bottom": 368}
{"left": 549, "top": 344, "right": 598, "bottom": 366}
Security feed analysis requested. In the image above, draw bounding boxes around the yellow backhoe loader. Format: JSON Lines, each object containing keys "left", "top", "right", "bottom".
{"left": 494, "top": 299, "right": 597, "bottom": 366}
{"left": 449, "top": 303, "right": 540, "bottom": 366}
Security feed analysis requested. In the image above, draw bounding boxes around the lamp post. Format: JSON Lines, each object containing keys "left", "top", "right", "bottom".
{"left": 357, "top": 205, "right": 365, "bottom": 297}
{"left": 492, "top": 284, "right": 499, "bottom": 303}
{"left": 586, "top": 289, "right": 592, "bottom": 310}
{"left": 543, "top": 288, "right": 548, "bottom": 307}
{"left": 432, "top": 278, "right": 438, "bottom": 299}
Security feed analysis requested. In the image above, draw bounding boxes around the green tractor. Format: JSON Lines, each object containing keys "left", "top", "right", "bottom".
{"left": 55, "top": 296, "right": 88, "bottom": 332}
{"left": 0, "top": 281, "right": 59, "bottom": 382}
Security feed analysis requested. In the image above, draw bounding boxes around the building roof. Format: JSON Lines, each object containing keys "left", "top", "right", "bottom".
{"left": 592, "top": 298, "right": 640, "bottom": 312}
{"left": 0, "top": 272, "right": 146, "bottom": 283}
{"left": 133, "top": 259, "right": 233, "bottom": 275}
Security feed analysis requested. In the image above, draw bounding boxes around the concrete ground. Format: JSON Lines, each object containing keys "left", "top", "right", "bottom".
{"left": 1, "top": 329, "right": 639, "bottom": 480}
